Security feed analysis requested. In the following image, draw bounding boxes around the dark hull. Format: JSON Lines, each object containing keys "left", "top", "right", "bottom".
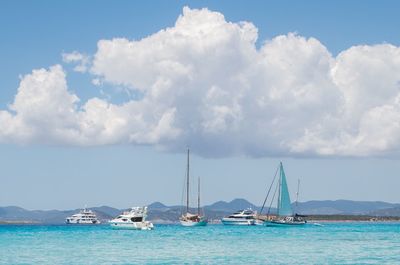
{"left": 264, "top": 220, "right": 306, "bottom": 227}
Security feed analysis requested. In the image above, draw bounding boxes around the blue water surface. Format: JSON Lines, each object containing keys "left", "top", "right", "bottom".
{"left": 0, "top": 223, "right": 399, "bottom": 264}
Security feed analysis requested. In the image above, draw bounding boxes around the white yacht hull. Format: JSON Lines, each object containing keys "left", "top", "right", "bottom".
{"left": 109, "top": 221, "right": 154, "bottom": 230}
{"left": 254, "top": 219, "right": 265, "bottom": 226}
{"left": 180, "top": 219, "right": 208, "bottom": 227}
{"left": 221, "top": 218, "right": 255, "bottom": 226}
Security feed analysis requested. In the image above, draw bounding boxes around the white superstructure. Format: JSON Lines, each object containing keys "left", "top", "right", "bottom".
{"left": 65, "top": 208, "right": 100, "bottom": 224}
{"left": 109, "top": 206, "right": 154, "bottom": 230}
{"left": 221, "top": 209, "right": 257, "bottom": 226}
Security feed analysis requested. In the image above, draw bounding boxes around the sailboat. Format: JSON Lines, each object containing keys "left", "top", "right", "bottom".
{"left": 179, "top": 149, "right": 208, "bottom": 227}
{"left": 263, "top": 162, "right": 306, "bottom": 226}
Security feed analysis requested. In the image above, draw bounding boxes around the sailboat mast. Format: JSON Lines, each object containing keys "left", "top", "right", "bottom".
{"left": 198, "top": 177, "right": 200, "bottom": 216}
{"left": 186, "top": 149, "right": 190, "bottom": 214}
{"left": 277, "top": 162, "right": 282, "bottom": 216}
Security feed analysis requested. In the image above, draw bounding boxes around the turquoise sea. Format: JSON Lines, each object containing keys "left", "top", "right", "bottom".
{"left": 1, "top": 223, "right": 399, "bottom": 264}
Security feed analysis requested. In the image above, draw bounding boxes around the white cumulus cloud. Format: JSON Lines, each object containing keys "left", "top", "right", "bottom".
{"left": 62, "top": 51, "right": 90, "bottom": 73}
{"left": 0, "top": 65, "right": 180, "bottom": 147}
{"left": 1, "top": 7, "right": 400, "bottom": 158}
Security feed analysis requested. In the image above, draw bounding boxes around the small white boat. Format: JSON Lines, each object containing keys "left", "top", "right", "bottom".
{"left": 109, "top": 206, "right": 154, "bottom": 230}
{"left": 254, "top": 219, "right": 265, "bottom": 226}
{"left": 65, "top": 208, "right": 100, "bottom": 224}
{"left": 221, "top": 209, "right": 257, "bottom": 226}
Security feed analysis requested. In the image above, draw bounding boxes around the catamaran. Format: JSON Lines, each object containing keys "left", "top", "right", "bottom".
{"left": 179, "top": 149, "right": 207, "bottom": 227}
{"left": 262, "top": 162, "right": 306, "bottom": 226}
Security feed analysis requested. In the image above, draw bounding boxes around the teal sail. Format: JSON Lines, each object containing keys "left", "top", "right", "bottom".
{"left": 277, "top": 162, "right": 293, "bottom": 216}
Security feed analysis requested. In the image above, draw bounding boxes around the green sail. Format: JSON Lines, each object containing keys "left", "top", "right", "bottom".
{"left": 278, "top": 162, "right": 293, "bottom": 216}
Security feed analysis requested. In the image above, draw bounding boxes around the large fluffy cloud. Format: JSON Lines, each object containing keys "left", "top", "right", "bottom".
{"left": 0, "top": 65, "right": 180, "bottom": 147}
{"left": 1, "top": 7, "right": 400, "bottom": 157}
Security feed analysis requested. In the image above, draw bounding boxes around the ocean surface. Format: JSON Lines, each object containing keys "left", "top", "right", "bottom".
{"left": 1, "top": 222, "right": 399, "bottom": 264}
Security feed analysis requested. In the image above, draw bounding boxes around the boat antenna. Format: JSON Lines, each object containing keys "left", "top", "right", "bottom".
{"left": 295, "top": 179, "right": 300, "bottom": 211}
{"left": 260, "top": 164, "right": 280, "bottom": 215}
{"left": 186, "top": 148, "right": 190, "bottom": 215}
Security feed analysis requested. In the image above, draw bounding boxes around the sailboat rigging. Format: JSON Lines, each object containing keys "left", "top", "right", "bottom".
{"left": 263, "top": 162, "right": 306, "bottom": 226}
{"left": 179, "top": 149, "right": 207, "bottom": 227}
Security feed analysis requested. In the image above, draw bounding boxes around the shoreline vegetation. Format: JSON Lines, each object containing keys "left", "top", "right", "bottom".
{"left": 0, "top": 220, "right": 40, "bottom": 225}
{"left": 306, "top": 215, "right": 400, "bottom": 222}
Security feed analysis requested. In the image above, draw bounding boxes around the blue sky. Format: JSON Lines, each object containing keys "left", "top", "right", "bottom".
{"left": 1, "top": 1, "right": 400, "bottom": 210}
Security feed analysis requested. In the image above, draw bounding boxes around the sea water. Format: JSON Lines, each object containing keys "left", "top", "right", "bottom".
{"left": 0, "top": 223, "right": 399, "bottom": 264}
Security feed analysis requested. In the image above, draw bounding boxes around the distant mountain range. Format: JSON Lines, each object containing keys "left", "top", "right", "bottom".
{"left": 1, "top": 199, "right": 399, "bottom": 224}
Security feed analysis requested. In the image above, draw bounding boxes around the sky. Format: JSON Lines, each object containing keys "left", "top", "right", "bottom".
{"left": 1, "top": 0, "right": 400, "bottom": 210}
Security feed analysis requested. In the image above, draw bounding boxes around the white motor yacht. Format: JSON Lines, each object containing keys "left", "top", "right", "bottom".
{"left": 65, "top": 208, "right": 100, "bottom": 224}
{"left": 221, "top": 209, "right": 257, "bottom": 225}
{"left": 109, "top": 206, "right": 154, "bottom": 230}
